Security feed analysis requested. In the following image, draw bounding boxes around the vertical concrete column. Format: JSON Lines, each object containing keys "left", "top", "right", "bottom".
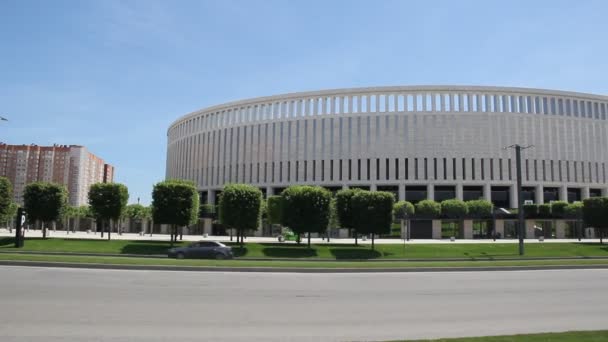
{"left": 526, "top": 220, "right": 535, "bottom": 239}
{"left": 342, "top": 184, "right": 349, "bottom": 190}
{"left": 483, "top": 183, "right": 492, "bottom": 202}
{"left": 207, "top": 190, "right": 216, "bottom": 205}
{"left": 556, "top": 220, "right": 566, "bottom": 239}
{"left": 370, "top": 184, "right": 377, "bottom": 191}
{"left": 509, "top": 184, "right": 518, "bottom": 209}
{"left": 266, "top": 187, "right": 274, "bottom": 198}
{"left": 494, "top": 219, "right": 505, "bottom": 238}
{"left": 463, "top": 220, "right": 473, "bottom": 239}
{"left": 602, "top": 188, "right": 608, "bottom": 197}
{"left": 559, "top": 186, "right": 568, "bottom": 202}
{"left": 455, "top": 183, "right": 463, "bottom": 201}
{"left": 427, "top": 184, "right": 434, "bottom": 200}
{"left": 432, "top": 220, "right": 442, "bottom": 239}
{"left": 535, "top": 184, "right": 544, "bottom": 204}
{"left": 581, "top": 187, "right": 590, "bottom": 200}
{"left": 398, "top": 184, "right": 406, "bottom": 201}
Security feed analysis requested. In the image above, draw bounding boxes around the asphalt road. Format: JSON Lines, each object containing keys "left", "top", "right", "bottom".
{"left": 1, "top": 267, "right": 607, "bottom": 342}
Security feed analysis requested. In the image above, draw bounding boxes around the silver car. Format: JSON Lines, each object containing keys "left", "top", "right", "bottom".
{"left": 168, "top": 241, "right": 233, "bottom": 260}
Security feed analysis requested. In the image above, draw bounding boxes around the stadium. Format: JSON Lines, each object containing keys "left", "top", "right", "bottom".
{"left": 166, "top": 86, "right": 608, "bottom": 226}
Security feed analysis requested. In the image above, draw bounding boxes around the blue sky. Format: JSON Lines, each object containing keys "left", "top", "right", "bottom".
{"left": 1, "top": 0, "right": 607, "bottom": 204}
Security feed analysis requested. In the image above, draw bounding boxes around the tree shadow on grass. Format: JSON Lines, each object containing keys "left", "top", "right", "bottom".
{"left": 120, "top": 241, "right": 184, "bottom": 255}
{"left": 329, "top": 248, "right": 382, "bottom": 260}
{"left": 262, "top": 247, "right": 318, "bottom": 258}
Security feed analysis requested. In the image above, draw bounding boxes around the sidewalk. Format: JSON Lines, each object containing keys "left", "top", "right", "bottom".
{"left": 0, "top": 229, "right": 601, "bottom": 244}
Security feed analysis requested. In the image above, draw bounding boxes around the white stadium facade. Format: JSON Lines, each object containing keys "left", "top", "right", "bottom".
{"left": 166, "top": 86, "right": 608, "bottom": 213}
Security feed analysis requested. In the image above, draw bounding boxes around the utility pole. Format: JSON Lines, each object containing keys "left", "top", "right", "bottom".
{"left": 505, "top": 144, "right": 533, "bottom": 255}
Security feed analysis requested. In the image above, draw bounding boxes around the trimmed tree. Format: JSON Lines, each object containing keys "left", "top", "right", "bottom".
{"left": 267, "top": 195, "right": 284, "bottom": 237}
{"left": 538, "top": 203, "right": 551, "bottom": 218}
{"left": 583, "top": 197, "right": 608, "bottom": 244}
{"left": 351, "top": 191, "right": 395, "bottom": 250}
{"left": 523, "top": 204, "right": 538, "bottom": 218}
{"left": 151, "top": 180, "right": 199, "bottom": 246}
{"left": 415, "top": 200, "right": 441, "bottom": 219}
{"left": 550, "top": 201, "right": 569, "bottom": 218}
{"left": 441, "top": 199, "right": 468, "bottom": 239}
{"left": 281, "top": 185, "right": 332, "bottom": 247}
{"left": 219, "top": 184, "right": 263, "bottom": 248}
{"left": 125, "top": 204, "right": 151, "bottom": 233}
{"left": 23, "top": 182, "right": 67, "bottom": 239}
{"left": 335, "top": 188, "right": 363, "bottom": 245}
{"left": 393, "top": 200, "right": 415, "bottom": 240}
{"left": 564, "top": 201, "right": 583, "bottom": 219}
{"left": 88, "top": 183, "right": 129, "bottom": 241}
{"left": 466, "top": 200, "right": 493, "bottom": 219}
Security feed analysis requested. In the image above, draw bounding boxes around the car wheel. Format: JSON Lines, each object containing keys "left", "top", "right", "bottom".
{"left": 176, "top": 252, "right": 185, "bottom": 259}
{"left": 215, "top": 253, "right": 226, "bottom": 260}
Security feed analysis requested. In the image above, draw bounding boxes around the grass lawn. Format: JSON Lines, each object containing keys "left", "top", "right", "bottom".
{"left": 1, "top": 237, "right": 608, "bottom": 260}
{"left": 398, "top": 330, "right": 608, "bottom": 341}
{"left": 2, "top": 252, "right": 608, "bottom": 268}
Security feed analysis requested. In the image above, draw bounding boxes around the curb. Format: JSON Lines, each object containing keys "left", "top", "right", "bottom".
{"left": 2, "top": 250, "right": 608, "bottom": 262}
{"left": 2, "top": 260, "right": 608, "bottom": 273}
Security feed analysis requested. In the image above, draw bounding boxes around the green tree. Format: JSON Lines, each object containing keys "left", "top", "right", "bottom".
{"left": 583, "top": 197, "right": 608, "bottom": 244}
{"left": 564, "top": 201, "right": 583, "bottom": 219}
{"left": 0, "top": 177, "right": 13, "bottom": 225}
{"left": 335, "top": 188, "right": 363, "bottom": 245}
{"left": 538, "top": 203, "right": 552, "bottom": 218}
{"left": 523, "top": 204, "right": 538, "bottom": 218}
{"left": 393, "top": 200, "right": 415, "bottom": 240}
{"left": 267, "top": 195, "right": 284, "bottom": 225}
{"left": 466, "top": 200, "right": 493, "bottom": 218}
{"left": 351, "top": 191, "right": 395, "bottom": 250}
{"left": 88, "top": 183, "right": 129, "bottom": 241}
{"left": 441, "top": 199, "right": 468, "bottom": 238}
{"left": 23, "top": 182, "right": 67, "bottom": 239}
{"left": 125, "top": 204, "right": 151, "bottom": 233}
{"left": 219, "top": 184, "right": 263, "bottom": 248}
{"left": 415, "top": 200, "right": 441, "bottom": 218}
{"left": 550, "top": 201, "right": 569, "bottom": 218}
{"left": 0, "top": 202, "right": 18, "bottom": 230}
{"left": 281, "top": 185, "right": 332, "bottom": 247}
{"left": 151, "top": 180, "right": 199, "bottom": 246}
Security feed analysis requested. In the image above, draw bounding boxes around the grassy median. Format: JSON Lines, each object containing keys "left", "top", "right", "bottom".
{"left": 400, "top": 330, "right": 608, "bottom": 341}
{"left": 2, "top": 252, "right": 608, "bottom": 268}
{"left": 1, "top": 237, "right": 608, "bottom": 260}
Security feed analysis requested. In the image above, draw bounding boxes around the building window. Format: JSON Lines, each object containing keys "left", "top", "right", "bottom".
{"left": 339, "top": 160, "right": 342, "bottom": 181}
{"left": 321, "top": 160, "right": 325, "bottom": 181}
{"left": 386, "top": 158, "right": 389, "bottom": 180}
{"left": 443, "top": 158, "right": 447, "bottom": 180}
{"left": 424, "top": 158, "right": 428, "bottom": 180}
{"left": 295, "top": 161, "right": 299, "bottom": 182}
{"left": 525, "top": 159, "right": 529, "bottom": 181}
{"left": 330, "top": 160, "right": 334, "bottom": 181}
{"left": 395, "top": 158, "right": 399, "bottom": 180}
{"left": 366, "top": 159, "right": 370, "bottom": 180}
{"left": 405, "top": 158, "right": 409, "bottom": 180}
{"left": 471, "top": 158, "right": 475, "bottom": 180}
{"left": 415, "top": 158, "right": 419, "bottom": 180}
{"left": 376, "top": 158, "right": 380, "bottom": 181}
{"left": 313, "top": 160, "right": 316, "bottom": 181}
{"left": 357, "top": 159, "right": 361, "bottom": 180}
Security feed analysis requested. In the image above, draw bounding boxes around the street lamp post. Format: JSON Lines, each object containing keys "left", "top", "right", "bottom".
{"left": 505, "top": 144, "right": 534, "bottom": 256}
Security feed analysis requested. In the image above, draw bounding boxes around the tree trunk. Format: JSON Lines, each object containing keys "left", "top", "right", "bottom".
{"left": 170, "top": 224, "right": 175, "bottom": 247}
{"left": 354, "top": 230, "right": 358, "bottom": 246}
{"left": 239, "top": 229, "right": 244, "bottom": 248}
{"left": 107, "top": 220, "right": 111, "bottom": 241}
{"left": 42, "top": 221, "right": 47, "bottom": 239}
{"left": 600, "top": 228, "right": 604, "bottom": 245}
{"left": 180, "top": 226, "right": 183, "bottom": 240}
{"left": 371, "top": 233, "right": 375, "bottom": 250}
{"left": 100, "top": 219, "right": 104, "bottom": 238}
{"left": 307, "top": 232, "right": 311, "bottom": 248}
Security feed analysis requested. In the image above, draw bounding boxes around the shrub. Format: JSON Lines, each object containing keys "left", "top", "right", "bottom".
{"left": 415, "top": 200, "right": 441, "bottom": 218}
{"left": 335, "top": 188, "right": 363, "bottom": 230}
{"left": 151, "top": 179, "right": 198, "bottom": 245}
{"left": 466, "top": 200, "right": 493, "bottom": 218}
{"left": 440, "top": 199, "right": 468, "bottom": 219}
